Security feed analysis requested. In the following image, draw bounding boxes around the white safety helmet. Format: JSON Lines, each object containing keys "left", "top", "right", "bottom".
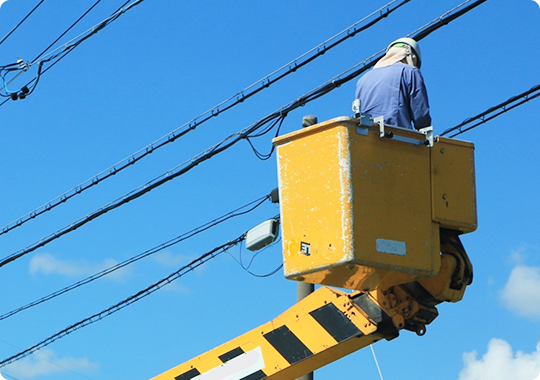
{"left": 387, "top": 37, "right": 422, "bottom": 69}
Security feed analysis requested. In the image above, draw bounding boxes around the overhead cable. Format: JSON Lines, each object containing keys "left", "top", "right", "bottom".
{"left": 0, "top": 0, "right": 486, "bottom": 269}
{"left": 279, "top": 0, "right": 489, "bottom": 108}
{"left": 0, "top": 0, "right": 410, "bottom": 237}
{"left": 0, "top": 233, "right": 247, "bottom": 368}
{"left": 31, "top": 0, "right": 105, "bottom": 63}
{"left": 0, "top": 371, "right": 20, "bottom": 380}
{"left": 0, "top": 0, "right": 46, "bottom": 47}
{"left": 441, "top": 84, "right": 540, "bottom": 138}
{"left": 0, "top": 338, "right": 96, "bottom": 380}
{"left": 0, "top": 194, "right": 270, "bottom": 321}
{"left": 0, "top": 0, "right": 143, "bottom": 103}
{"left": 0, "top": 116, "right": 284, "bottom": 269}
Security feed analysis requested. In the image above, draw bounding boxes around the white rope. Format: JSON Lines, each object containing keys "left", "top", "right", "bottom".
{"left": 370, "top": 345, "right": 385, "bottom": 380}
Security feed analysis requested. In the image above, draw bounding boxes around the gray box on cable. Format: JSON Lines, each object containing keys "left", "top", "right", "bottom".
{"left": 245, "top": 219, "right": 279, "bottom": 251}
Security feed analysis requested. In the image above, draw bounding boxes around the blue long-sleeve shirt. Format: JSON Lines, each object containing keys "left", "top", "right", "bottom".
{"left": 355, "top": 63, "right": 431, "bottom": 130}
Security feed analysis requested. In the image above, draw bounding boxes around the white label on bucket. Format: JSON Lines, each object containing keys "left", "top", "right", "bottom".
{"left": 376, "top": 238, "right": 406, "bottom": 256}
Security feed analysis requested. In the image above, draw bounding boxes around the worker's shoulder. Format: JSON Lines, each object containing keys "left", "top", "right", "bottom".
{"left": 376, "top": 63, "right": 417, "bottom": 76}
{"left": 393, "top": 62, "right": 420, "bottom": 73}
{"left": 395, "top": 63, "right": 425, "bottom": 82}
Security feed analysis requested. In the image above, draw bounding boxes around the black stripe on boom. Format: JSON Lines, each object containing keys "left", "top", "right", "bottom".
{"left": 310, "top": 303, "right": 362, "bottom": 342}
{"left": 240, "top": 370, "right": 267, "bottom": 380}
{"left": 219, "top": 347, "right": 245, "bottom": 363}
{"left": 264, "top": 325, "right": 313, "bottom": 364}
{"left": 175, "top": 368, "right": 200, "bottom": 380}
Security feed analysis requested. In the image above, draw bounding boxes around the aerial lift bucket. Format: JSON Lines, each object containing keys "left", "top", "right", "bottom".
{"left": 150, "top": 118, "right": 478, "bottom": 380}
{"left": 273, "top": 117, "right": 477, "bottom": 291}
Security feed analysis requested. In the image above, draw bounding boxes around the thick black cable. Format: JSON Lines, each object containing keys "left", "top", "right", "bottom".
{"left": 0, "top": 0, "right": 46, "bottom": 47}
{"left": 0, "top": 114, "right": 287, "bottom": 269}
{"left": 246, "top": 116, "right": 286, "bottom": 160}
{"left": 0, "top": 234, "right": 246, "bottom": 368}
{"left": 0, "top": 194, "right": 270, "bottom": 322}
{"left": 441, "top": 84, "right": 540, "bottom": 138}
{"left": 0, "top": 0, "right": 409, "bottom": 237}
{"left": 283, "top": 0, "right": 490, "bottom": 111}
{"left": 0, "top": 0, "right": 486, "bottom": 269}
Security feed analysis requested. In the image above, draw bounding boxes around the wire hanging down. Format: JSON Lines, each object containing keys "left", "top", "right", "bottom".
{"left": 0, "top": 0, "right": 410, "bottom": 237}
{"left": 227, "top": 215, "right": 283, "bottom": 278}
{"left": 0, "top": 0, "right": 46, "bottom": 47}
{"left": 0, "top": 233, "right": 247, "bottom": 368}
{"left": 0, "top": 0, "right": 144, "bottom": 103}
{"left": 0, "top": 194, "right": 271, "bottom": 322}
{"left": 0, "top": 0, "right": 487, "bottom": 270}
{"left": 370, "top": 345, "right": 385, "bottom": 380}
{"left": 441, "top": 84, "right": 540, "bottom": 138}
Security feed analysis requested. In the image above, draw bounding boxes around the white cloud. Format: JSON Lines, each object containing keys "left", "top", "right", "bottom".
{"left": 509, "top": 244, "right": 531, "bottom": 264}
{"left": 152, "top": 250, "right": 190, "bottom": 268}
{"left": 3, "top": 348, "right": 99, "bottom": 379}
{"left": 500, "top": 265, "right": 540, "bottom": 320}
{"left": 459, "top": 338, "right": 540, "bottom": 380}
{"left": 29, "top": 253, "right": 132, "bottom": 281}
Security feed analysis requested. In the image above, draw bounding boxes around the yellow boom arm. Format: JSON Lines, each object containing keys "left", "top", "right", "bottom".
{"left": 152, "top": 227, "right": 471, "bottom": 380}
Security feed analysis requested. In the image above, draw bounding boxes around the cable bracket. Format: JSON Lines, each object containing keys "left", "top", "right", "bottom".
{"left": 419, "top": 126, "right": 434, "bottom": 147}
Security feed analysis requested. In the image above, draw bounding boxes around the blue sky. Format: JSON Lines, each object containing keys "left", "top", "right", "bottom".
{"left": 0, "top": 0, "right": 539, "bottom": 379}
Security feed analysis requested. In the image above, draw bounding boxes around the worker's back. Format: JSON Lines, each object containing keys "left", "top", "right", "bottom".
{"left": 355, "top": 62, "right": 431, "bottom": 130}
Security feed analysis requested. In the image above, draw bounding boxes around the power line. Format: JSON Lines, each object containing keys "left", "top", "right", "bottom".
{"left": 0, "top": 371, "right": 20, "bottom": 380}
{"left": 31, "top": 0, "right": 105, "bottom": 63}
{"left": 0, "top": 0, "right": 145, "bottom": 102}
{"left": 0, "top": 233, "right": 247, "bottom": 368}
{"left": 251, "top": 0, "right": 489, "bottom": 123}
{"left": 293, "top": 0, "right": 489, "bottom": 105}
{"left": 0, "top": 0, "right": 485, "bottom": 270}
{"left": 0, "top": 115, "right": 285, "bottom": 269}
{"left": 0, "top": 194, "right": 271, "bottom": 321}
{"left": 30, "top": 0, "right": 140, "bottom": 65}
{"left": 0, "top": 0, "right": 46, "bottom": 47}
{"left": 0, "top": 0, "right": 410, "bottom": 237}
{"left": 441, "top": 84, "right": 540, "bottom": 138}
{"left": 0, "top": 337, "right": 95, "bottom": 380}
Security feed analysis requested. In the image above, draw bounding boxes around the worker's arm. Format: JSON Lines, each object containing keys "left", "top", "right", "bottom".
{"left": 409, "top": 68, "right": 432, "bottom": 130}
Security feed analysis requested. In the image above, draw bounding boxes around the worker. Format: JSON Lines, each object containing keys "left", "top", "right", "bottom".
{"left": 355, "top": 37, "right": 431, "bottom": 130}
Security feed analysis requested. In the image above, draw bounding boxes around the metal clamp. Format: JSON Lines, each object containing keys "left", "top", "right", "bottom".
{"left": 352, "top": 99, "right": 361, "bottom": 118}
{"left": 419, "top": 126, "right": 434, "bottom": 147}
{"left": 373, "top": 116, "right": 393, "bottom": 139}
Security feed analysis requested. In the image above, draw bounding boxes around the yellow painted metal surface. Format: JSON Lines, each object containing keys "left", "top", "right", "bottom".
{"left": 431, "top": 136, "right": 477, "bottom": 233}
{"left": 150, "top": 287, "right": 384, "bottom": 380}
{"left": 273, "top": 117, "right": 476, "bottom": 291}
